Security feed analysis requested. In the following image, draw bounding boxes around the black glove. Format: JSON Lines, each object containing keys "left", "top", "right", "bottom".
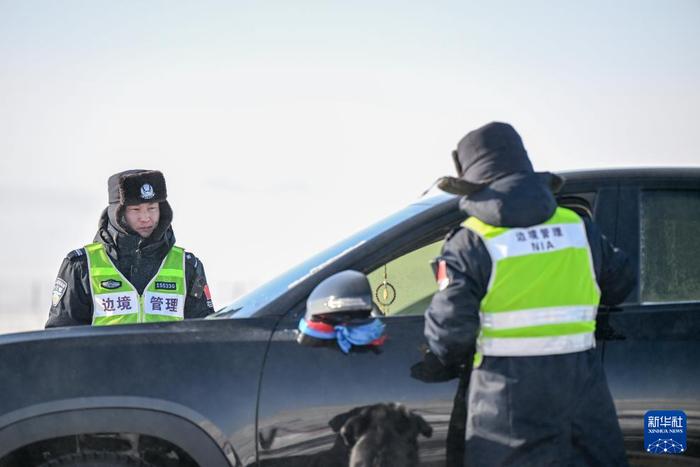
{"left": 410, "top": 349, "right": 459, "bottom": 383}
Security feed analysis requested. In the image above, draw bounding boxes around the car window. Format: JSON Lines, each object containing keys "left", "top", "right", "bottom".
{"left": 640, "top": 190, "right": 700, "bottom": 304}
{"left": 366, "top": 240, "right": 443, "bottom": 316}
{"left": 219, "top": 194, "right": 457, "bottom": 318}
{"left": 364, "top": 196, "right": 599, "bottom": 317}
{"left": 557, "top": 194, "right": 595, "bottom": 219}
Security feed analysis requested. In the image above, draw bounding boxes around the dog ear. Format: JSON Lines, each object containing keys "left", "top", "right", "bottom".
{"left": 258, "top": 427, "right": 278, "bottom": 450}
{"left": 329, "top": 406, "right": 364, "bottom": 433}
{"left": 340, "top": 410, "right": 371, "bottom": 447}
{"left": 410, "top": 413, "right": 433, "bottom": 438}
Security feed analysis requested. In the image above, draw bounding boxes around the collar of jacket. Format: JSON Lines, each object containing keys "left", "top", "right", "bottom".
{"left": 93, "top": 207, "right": 176, "bottom": 261}
{"left": 458, "top": 172, "right": 558, "bottom": 228}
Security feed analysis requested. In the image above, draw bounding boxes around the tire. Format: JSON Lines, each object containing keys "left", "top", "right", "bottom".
{"left": 37, "top": 452, "right": 156, "bottom": 467}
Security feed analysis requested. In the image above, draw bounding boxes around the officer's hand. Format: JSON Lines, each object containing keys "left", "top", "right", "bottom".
{"left": 410, "top": 349, "right": 459, "bottom": 383}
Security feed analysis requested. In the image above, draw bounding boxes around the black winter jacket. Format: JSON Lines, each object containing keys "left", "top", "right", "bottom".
{"left": 424, "top": 172, "right": 636, "bottom": 367}
{"left": 46, "top": 208, "right": 214, "bottom": 327}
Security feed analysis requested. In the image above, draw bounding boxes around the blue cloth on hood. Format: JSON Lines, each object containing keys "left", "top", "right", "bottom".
{"left": 298, "top": 318, "right": 385, "bottom": 354}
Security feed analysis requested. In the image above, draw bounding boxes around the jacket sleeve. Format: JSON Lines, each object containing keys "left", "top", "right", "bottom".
{"left": 424, "top": 228, "right": 491, "bottom": 367}
{"left": 583, "top": 218, "right": 637, "bottom": 305}
{"left": 45, "top": 251, "right": 93, "bottom": 328}
{"left": 184, "top": 252, "right": 215, "bottom": 319}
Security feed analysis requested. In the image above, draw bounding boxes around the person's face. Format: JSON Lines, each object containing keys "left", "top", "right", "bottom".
{"left": 124, "top": 202, "right": 160, "bottom": 238}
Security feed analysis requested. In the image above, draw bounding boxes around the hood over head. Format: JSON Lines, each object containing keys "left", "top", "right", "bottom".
{"left": 459, "top": 172, "right": 557, "bottom": 227}
{"left": 455, "top": 121, "right": 533, "bottom": 184}
{"left": 95, "top": 207, "right": 175, "bottom": 259}
{"left": 446, "top": 122, "right": 563, "bottom": 227}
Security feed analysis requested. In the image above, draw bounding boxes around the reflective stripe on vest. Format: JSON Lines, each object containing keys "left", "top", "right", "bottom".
{"left": 464, "top": 207, "right": 601, "bottom": 356}
{"left": 85, "top": 243, "right": 186, "bottom": 326}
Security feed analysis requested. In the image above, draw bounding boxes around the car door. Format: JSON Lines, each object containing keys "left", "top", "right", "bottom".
{"left": 602, "top": 179, "right": 700, "bottom": 461}
{"left": 254, "top": 236, "right": 462, "bottom": 467}
{"left": 557, "top": 183, "right": 618, "bottom": 367}
{"left": 253, "top": 188, "right": 614, "bottom": 467}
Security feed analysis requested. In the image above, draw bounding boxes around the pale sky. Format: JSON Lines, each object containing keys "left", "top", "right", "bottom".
{"left": 1, "top": 0, "right": 699, "bottom": 332}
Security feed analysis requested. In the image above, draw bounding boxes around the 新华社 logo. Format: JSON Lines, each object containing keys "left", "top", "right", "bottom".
{"left": 644, "top": 410, "right": 686, "bottom": 455}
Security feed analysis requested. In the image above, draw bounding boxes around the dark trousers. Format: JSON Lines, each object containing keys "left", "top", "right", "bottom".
{"left": 464, "top": 350, "right": 628, "bottom": 467}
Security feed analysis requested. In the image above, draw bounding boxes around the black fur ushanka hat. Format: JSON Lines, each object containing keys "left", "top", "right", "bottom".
{"left": 105, "top": 169, "right": 173, "bottom": 237}
{"left": 108, "top": 170, "right": 168, "bottom": 206}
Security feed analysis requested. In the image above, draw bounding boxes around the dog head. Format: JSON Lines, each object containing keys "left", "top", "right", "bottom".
{"left": 338, "top": 403, "right": 432, "bottom": 447}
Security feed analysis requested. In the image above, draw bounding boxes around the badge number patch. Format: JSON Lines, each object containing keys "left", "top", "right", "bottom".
{"left": 52, "top": 278, "right": 67, "bottom": 307}
{"left": 155, "top": 281, "right": 177, "bottom": 290}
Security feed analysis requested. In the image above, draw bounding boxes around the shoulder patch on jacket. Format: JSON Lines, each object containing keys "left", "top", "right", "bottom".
{"left": 185, "top": 252, "right": 199, "bottom": 269}
{"left": 190, "top": 274, "right": 207, "bottom": 299}
{"left": 435, "top": 259, "right": 450, "bottom": 291}
{"left": 66, "top": 248, "right": 86, "bottom": 260}
{"left": 52, "top": 278, "right": 68, "bottom": 307}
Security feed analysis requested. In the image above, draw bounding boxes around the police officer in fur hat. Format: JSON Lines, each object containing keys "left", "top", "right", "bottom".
{"left": 46, "top": 170, "right": 214, "bottom": 327}
{"left": 419, "top": 122, "right": 636, "bottom": 465}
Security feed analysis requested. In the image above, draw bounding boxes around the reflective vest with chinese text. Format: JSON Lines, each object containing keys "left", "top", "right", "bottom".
{"left": 463, "top": 207, "right": 601, "bottom": 357}
{"left": 85, "top": 243, "right": 186, "bottom": 326}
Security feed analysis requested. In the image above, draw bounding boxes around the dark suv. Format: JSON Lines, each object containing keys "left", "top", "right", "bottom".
{"left": 0, "top": 168, "right": 697, "bottom": 466}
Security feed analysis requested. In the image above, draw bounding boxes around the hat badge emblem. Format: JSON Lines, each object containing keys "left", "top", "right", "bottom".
{"left": 140, "top": 183, "right": 155, "bottom": 200}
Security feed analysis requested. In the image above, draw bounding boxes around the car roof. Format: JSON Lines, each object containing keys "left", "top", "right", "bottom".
{"left": 219, "top": 166, "right": 699, "bottom": 318}
{"left": 413, "top": 167, "right": 700, "bottom": 209}
{"left": 558, "top": 167, "right": 700, "bottom": 183}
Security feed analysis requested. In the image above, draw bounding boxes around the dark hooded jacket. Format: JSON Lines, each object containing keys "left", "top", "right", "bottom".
{"left": 424, "top": 125, "right": 635, "bottom": 367}
{"left": 424, "top": 172, "right": 635, "bottom": 366}
{"left": 46, "top": 206, "right": 214, "bottom": 328}
{"left": 423, "top": 122, "right": 636, "bottom": 465}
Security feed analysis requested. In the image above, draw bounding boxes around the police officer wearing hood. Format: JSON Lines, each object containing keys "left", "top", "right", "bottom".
{"left": 46, "top": 170, "right": 214, "bottom": 327}
{"left": 421, "top": 123, "right": 636, "bottom": 465}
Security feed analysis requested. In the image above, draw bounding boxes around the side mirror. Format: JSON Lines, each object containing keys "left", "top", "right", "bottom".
{"left": 298, "top": 270, "right": 385, "bottom": 350}
{"left": 305, "top": 270, "right": 375, "bottom": 325}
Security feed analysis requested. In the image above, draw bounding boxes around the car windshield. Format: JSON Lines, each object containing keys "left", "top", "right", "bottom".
{"left": 215, "top": 194, "right": 455, "bottom": 318}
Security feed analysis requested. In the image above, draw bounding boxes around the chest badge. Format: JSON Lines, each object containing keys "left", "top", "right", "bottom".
{"left": 101, "top": 279, "right": 122, "bottom": 290}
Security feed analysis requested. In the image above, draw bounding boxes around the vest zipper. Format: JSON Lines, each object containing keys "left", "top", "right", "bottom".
{"left": 139, "top": 295, "right": 144, "bottom": 323}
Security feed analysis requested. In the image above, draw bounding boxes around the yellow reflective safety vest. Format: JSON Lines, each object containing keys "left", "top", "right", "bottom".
{"left": 84, "top": 243, "right": 186, "bottom": 326}
{"left": 463, "top": 207, "right": 601, "bottom": 357}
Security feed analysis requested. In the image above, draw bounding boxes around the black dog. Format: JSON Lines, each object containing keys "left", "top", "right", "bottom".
{"left": 340, "top": 403, "right": 433, "bottom": 467}
{"left": 257, "top": 403, "right": 432, "bottom": 467}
